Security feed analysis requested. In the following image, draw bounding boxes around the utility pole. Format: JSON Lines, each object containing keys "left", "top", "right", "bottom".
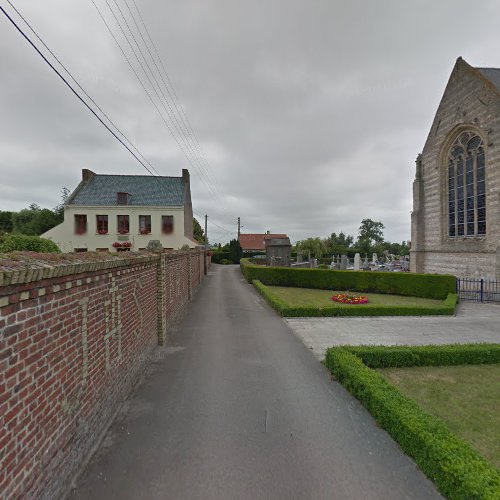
{"left": 237, "top": 217, "right": 241, "bottom": 241}
{"left": 204, "top": 214, "right": 208, "bottom": 245}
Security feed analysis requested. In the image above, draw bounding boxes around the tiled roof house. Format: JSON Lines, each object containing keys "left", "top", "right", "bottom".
{"left": 239, "top": 233, "right": 288, "bottom": 252}
{"left": 42, "top": 169, "right": 197, "bottom": 252}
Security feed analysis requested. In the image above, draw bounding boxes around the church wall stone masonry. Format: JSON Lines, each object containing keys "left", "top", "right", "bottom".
{"left": 411, "top": 57, "right": 500, "bottom": 279}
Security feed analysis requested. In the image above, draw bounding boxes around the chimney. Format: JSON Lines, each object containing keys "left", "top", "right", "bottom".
{"left": 266, "top": 230, "right": 270, "bottom": 234}
{"left": 82, "top": 169, "right": 96, "bottom": 182}
{"left": 182, "top": 168, "right": 190, "bottom": 184}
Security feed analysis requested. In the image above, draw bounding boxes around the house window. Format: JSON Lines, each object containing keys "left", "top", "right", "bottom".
{"left": 447, "top": 132, "right": 486, "bottom": 237}
{"left": 117, "top": 192, "right": 129, "bottom": 205}
{"left": 162, "top": 215, "right": 174, "bottom": 235}
{"left": 96, "top": 215, "right": 108, "bottom": 234}
{"left": 139, "top": 215, "right": 151, "bottom": 234}
{"left": 74, "top": 214, "right": 87, "bottom": 235}
{"left": 117, "top": 215, "right": 130, "bottom": 234}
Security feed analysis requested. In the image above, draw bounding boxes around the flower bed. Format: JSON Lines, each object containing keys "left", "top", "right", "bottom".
{"left": 331, "top": 293, "right": 368, "bottom": 304}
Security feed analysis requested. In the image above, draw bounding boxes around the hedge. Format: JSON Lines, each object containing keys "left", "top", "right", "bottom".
{"left": 253, "top": 280, "right": 458, "bottom": 317}
{"left": 241, "top": 258, "right": 456, "bottom": 300}
{"left": 0, "top": 234, "right": 60, "bottom": 253}
{"left": 214, "top": 251, "right": 263, "bottom": 264}
{"left": 325, "top": 346, "right": 500, "bottom": 499}
{"left": 343, "top": 344, "right": 500, "bottom": 368}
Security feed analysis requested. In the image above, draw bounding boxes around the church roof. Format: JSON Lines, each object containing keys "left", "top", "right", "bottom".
{"left": 476, "top": 67, "right": 500, "bottom": 93}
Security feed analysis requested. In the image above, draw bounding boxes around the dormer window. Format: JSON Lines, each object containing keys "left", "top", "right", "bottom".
{"left": 117, "top": 192, "right": 130, "bottom": 205}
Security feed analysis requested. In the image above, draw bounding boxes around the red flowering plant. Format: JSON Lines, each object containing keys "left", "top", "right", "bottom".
{"left": 97, "top": 229, "right": 108, "bottom": 235}
{"left": 331, "top": 293, "right": 369, "bottom": 305}
{"left": 139, "top": 229, "right": 150, "bottom": 235}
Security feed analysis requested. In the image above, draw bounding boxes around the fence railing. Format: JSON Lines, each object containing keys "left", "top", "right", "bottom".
{"left": 456, "top": 278, "right": 500, "bottom": 303}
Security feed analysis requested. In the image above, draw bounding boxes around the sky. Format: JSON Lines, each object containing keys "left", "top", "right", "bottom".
{"left": 1, "top": 0, "right": 500, "bottom": 245}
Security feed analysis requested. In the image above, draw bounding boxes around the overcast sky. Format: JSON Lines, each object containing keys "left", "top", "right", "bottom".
{"left": 1, "top": 0, "right": 500, "bottom": 244}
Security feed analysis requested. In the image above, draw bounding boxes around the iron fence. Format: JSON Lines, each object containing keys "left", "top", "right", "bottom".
{"left": 456, "top": 278, "right": 500, "bottom": 303}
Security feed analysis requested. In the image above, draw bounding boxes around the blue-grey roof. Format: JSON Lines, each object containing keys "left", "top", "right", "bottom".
{"left": 68, "top": 174, "right": 186, "bottom": 206}
{"left": 477, "top": 67, "right": 500, "bottom": 93}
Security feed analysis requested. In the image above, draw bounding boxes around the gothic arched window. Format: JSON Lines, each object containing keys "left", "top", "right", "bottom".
{"left": 447, "top": 132, "right": 486, "bottom": 237}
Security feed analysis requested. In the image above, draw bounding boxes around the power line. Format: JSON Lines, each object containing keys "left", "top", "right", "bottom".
{"left": 92, "top": 0, "right": 223, "bottom": 205}
{"left": 4, "top": 0, "right": 162, "bottom": 179}
{"left": 0, "top": 3, "right": 161, "bottom": 179}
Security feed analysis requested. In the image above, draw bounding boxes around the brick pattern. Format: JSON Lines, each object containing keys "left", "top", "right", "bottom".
{"left": 0, "top": 249, "right": 208, "bottom": 499}
{"left": 411, "top": 58, "right": 500, "bottom": 279}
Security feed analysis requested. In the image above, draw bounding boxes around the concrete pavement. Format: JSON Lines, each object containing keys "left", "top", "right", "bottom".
{"left": 70, "top": 265, "right": 441, "bottom": 500}
{"left": 286, "top": 302, "right": 500, "bottom": 360}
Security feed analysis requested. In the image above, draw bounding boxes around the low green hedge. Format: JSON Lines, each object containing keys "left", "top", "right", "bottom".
{"left": 253, "top": 280, "right": 458, "bottom": 317}
{"left": 325, "top": 345, "right": 500, "bottom": 499}
{"left": 343, "top": 344, "right": 500, "bottom": 368}
{"left": 0, "top": 234, "right": 60, "bottom": 253}
{"left": 241, "top": 259, "right": 456, "bottom": 300}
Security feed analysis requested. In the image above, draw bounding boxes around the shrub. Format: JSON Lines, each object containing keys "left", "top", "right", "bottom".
{"left": 253, "top": 280, "right": 457, "bottom": 317}
{"left": 219, "top": 258, "right": 233, "bottom": 265}
{"left": 325, "top": 346, "right": 500, "bottom": 499}
{"left": 241, "top": 258, "right": 455, "bottom": 300}
{"left": 0, "top": 234, "right": 60, "bottom": 253}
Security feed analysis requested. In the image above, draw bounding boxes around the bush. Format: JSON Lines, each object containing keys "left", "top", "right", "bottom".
{"left": 325, "top": 346, "right": 500, "bottom": 499}
{"left": 0, "top": 234, "right": 60, "bottom": 253}
{"left": 219, "top": 258, "right": 233, "bottom": 265}
{"left": 241, "top": 258, "right": 455, "bottom": 300}
{"left": 253, "top": 280, "right": 457, "bottom": 317}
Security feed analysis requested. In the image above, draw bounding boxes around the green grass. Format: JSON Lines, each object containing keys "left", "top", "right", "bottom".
{"left": 255, "top": 283, "right": 457, "bottom": 316}
{"left": 379, "top": 364, "right": 500, "bottom": 469}
{"left": 270, "top": 286, "right": 445, "bottom": 307}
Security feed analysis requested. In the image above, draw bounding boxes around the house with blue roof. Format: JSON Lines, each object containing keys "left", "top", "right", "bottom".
{"left": 42, "top": 168, "right": 198, "bottom": 252}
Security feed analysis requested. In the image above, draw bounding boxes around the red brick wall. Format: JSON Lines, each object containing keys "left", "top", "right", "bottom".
{"left": 0, "top": 250, "right": 207, "bottom": 499}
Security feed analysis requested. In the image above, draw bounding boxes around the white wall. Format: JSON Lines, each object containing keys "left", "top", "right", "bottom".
{"left": 42, "top": 205, "right": 197, "bottom": 252}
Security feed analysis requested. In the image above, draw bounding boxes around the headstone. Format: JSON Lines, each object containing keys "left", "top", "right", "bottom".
{"left": 372, "top": 253, "right": 377, "bottom": 264}
{"left": 353, "top": 253, "right": 361, "bottom": 271}
{"left": 363, "top": 255, "right": 369, "bottom": 268}
{"left": 297, "top": 252, "right": 303, "bottom": 263}
{"left": 340, "top": 255, "right": 347, "bottom": 270}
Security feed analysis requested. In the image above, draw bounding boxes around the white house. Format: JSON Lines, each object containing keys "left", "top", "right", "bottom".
{"left": 42, "top": 169, "right": 198, "bottom": 252}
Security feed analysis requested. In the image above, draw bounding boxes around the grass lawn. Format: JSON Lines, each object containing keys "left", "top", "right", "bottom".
{"left": 267, "top": 286, "right": 449, "bottom": 311}
{"left": 379, "top": 364, "right": 500, "bottom": 468}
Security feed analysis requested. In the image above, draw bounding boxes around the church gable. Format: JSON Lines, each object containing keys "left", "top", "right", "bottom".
{"left": 411, "top": 57, "right": 500, "bottom": 280}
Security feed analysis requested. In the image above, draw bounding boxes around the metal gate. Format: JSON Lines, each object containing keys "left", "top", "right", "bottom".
{"left": 456, "top": 278, "right": 500, "bottom": 303}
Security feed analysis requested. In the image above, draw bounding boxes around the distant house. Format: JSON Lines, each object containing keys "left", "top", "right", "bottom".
{"left": 42, "top": 169, "right": 198, "bottom": 252}
{"left": 411, "top": 57, "right": 500, "bottom": 279}
{"left": 239, "top": 232, "right": 288, "bottom": 252}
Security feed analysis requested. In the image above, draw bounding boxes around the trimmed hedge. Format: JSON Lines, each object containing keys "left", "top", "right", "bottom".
{"left": 253, "top": 280, "right": 458, "bottom": 317}
{"left": 241, "top": 259, "right": 456, "bottom": 300}
{"left": 343, "top": 344, "right": 500, "bottom": 368}
{"left": 325, "top": 346, "right": 500, "bottom": 499}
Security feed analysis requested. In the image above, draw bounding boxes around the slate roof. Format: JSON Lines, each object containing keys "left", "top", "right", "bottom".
{"left": 68, "top": 174, "right": 186, "bottom": 206}
{"left": 239, "top": 233, "right": 288, "bottom": 251}
{"left": 477, "top": 67, "right": 500, "bottom": 93}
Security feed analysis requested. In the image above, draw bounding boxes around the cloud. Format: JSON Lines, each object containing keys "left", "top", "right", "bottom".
{"left": 1, "top": 0, "right": 500, "bottom": 245}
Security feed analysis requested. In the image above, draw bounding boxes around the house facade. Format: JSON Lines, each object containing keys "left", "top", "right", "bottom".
{"left": 42, "top": 169, "right": 197, "bottom": 252}
{"left": 239, "top": 232, "right": 288, "bottom": 252}
{"left": 411, "top": 57, "right": 500, "bottom": 280}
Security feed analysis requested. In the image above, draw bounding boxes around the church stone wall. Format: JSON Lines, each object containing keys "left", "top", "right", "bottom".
{"left": 411, "top": 58, "right": 500, "bottom": 279}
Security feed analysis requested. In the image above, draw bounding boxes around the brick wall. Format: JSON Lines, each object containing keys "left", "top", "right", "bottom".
{"left": 0, "top": 249, "right": 209, "bottom": 499}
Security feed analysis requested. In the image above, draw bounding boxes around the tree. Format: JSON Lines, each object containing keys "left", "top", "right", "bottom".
{"left": 325, "top": 232, "right": 354, "bottom": 256}
{"left": 294, "top": 237, "right": 326, "bottom": 259}
{"left": 12, "top": 205, "right": 60, "bottom": 236}
{"left": 54, "top": 187, "right": 70, "bottom": 224}
{"left": 228, "top": 238, "right": 242, "bottom": 263}
{"left": 0, "top": 211, "right": 13, "bottom": 233}
{"left": 357, "top": 219, "right": 385, "bottom": 245}
{"left": 193, "top": 217, "right": 206, "bottom": 244}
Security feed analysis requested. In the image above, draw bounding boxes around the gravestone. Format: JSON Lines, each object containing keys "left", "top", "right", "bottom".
{"left": 372, "top": 253, "right": 377, "bottom": 264}
{"left": 353, "top": 253, "right": 361, "bottom": 271}
{"left": 340, "top": 255, "right": 348, "bottom": 270}
{"left": 297, "top": 252, "right": 303, "bottom": 263}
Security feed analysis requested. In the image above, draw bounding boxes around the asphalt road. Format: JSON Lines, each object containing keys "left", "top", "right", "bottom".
{"left": 71, "top": 264, "right": 441, "bottom": 500}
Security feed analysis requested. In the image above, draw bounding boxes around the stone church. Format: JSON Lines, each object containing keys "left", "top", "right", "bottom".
{"left": 411, "top": 57, "right": 500, "bottom": 280}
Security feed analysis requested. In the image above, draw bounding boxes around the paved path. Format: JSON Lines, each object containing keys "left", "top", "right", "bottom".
{"left": 286, "top": 302, "right": 500, "bottom": 360}
{"left": 71, "top": 265, "right": 440, "bottom": 500}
